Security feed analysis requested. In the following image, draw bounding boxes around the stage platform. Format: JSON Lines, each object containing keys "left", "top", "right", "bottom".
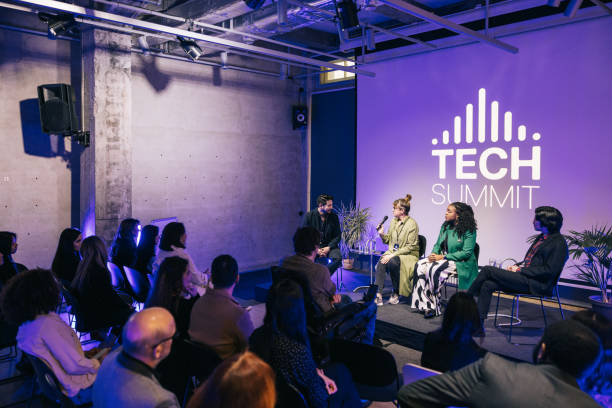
{"left": 250, "top": 266, "right": 576, "bottom": 363}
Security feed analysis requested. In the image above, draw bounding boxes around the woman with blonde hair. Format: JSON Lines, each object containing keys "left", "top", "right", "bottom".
{"left": 375, "top": 194, "right": 420, "bottom": 306}
{"left": 187, "top": 351, "right": 275, "bottom": 408}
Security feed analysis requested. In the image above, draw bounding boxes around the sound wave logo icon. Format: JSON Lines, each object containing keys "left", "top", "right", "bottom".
{"left": 430, "top": 88, "right": 542, "bottom": 209}
{"left": 431, "top": 88, "right": 541, "bottom": 181}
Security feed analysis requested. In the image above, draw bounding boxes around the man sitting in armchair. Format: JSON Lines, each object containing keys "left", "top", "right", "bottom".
{"left": 467, "top": 206, "right": 568, "bottom": 337}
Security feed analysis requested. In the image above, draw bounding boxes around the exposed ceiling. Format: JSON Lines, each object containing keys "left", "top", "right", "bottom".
{"left": 0, "top": 0, "right": 610, "bottom": 79}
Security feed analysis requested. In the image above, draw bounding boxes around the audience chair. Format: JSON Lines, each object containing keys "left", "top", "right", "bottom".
{"left": 417, "top": 235, "right": 426, "bottom": 259}
{"left": 180, "top": 339, "right": 222, "bottom": 407}
{"left": 493, "top": 283, "right": 565, "bottom": 344}
{"left": 329, "top": 338, "right": 401, "bottom": 406}
{"left": 276, "top": 380, "right": 309, "bottom": 408}
{"left": 60, "top": 286, "right": 108, "bottom": 343}
{"left": 0, "top": 320, "right": 18, "bottom": 363}
{"left": 24, "top": 353, "right": 76, "bottom": 408}
{"left": 123, "top": 266, "right": 151, "bottom": 306}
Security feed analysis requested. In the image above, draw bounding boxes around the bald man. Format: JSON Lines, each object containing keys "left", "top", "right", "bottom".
{"left": 93, "top": 307, "right": 180, "bottom": 408}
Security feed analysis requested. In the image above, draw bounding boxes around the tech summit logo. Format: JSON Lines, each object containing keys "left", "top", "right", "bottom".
{"left": 431, "top": 88, "right": 541, "bottom": 210}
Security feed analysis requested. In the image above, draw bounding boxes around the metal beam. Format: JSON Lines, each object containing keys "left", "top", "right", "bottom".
{"left": 11, "top": 0, "right": 375, "bottom": 76}
{"left": 378, "top": 0, "right": 519, "bottom": 53}
{"left": 93, "top": 0, "right": 352, "bottom": 63}
{"left": 564, "top": 0, "right": 584, "bottom": 17}
{"left": 590, "top": 0, "right": 612, "bottom": 15}
{"left": 366, "top": 23, "right": 436, "bottom": 49}
{"left": 285, "top": 0, "right": 336, "bottom": 17}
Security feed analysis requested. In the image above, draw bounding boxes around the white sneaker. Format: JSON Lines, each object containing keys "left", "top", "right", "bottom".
{"left": 375, "top": 294, "right": 383, "bottom": 306}
{"left": 388, "top": 294, "right": 400, "bottom": 305}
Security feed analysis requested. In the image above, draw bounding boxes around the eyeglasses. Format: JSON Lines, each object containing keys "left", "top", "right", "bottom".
{"left": 150, "top": 331, "right": 179, "bottom": 349}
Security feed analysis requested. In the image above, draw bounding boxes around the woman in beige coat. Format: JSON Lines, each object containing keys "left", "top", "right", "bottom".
{"left": 375, "top": 194, "right": 420, "bottom": 306}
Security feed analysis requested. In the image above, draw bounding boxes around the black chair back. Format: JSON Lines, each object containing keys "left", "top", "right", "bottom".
{"left": 182, "top": 339, "right": 223, "bottom": 382}
{"left": 276, "top": 380, "right": 309, "bottom": 408}
{"left": 418, "top": 235, "right": 427, "bottom": 258}
{"left": 25, "top": 353, "right": 75, "bottom": 407}
{"left": 474, "top": 243, "right": 480, "bottom": 262}
{"left": 123, "top": 266, "right": 151, "bottom": 303}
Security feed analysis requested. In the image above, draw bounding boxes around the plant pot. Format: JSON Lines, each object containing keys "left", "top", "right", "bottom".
{"left": 342, "top": 259, "right": 354, "bottom": 270}
{"left": 589, "top": 295, "right": 612, "bottom": 323}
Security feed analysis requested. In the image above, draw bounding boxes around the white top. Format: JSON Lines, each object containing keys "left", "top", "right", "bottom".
{"left": 17, "top": 312, "right": 99, "bottom": 397}
{"left": 153, "top": 246, "right": 209, "bottom": 296}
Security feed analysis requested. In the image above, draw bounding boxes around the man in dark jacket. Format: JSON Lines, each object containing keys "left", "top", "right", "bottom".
{"left": 302, "top": 194, "right": 342, "bottom": 276}
{"left": 399, "top": 320, "right": 603, "bottom": 408}
{"left": 467, "top": 206, "right": 569, "bottom": 336}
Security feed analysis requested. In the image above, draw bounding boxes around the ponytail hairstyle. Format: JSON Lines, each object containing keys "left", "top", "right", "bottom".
{"left": 393, "top": 194, "right": 412, "bottom": 216}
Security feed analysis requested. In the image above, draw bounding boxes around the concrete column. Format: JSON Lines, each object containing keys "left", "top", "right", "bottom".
{"left": 81, "top": 29, "right": 132, "bottom": 245}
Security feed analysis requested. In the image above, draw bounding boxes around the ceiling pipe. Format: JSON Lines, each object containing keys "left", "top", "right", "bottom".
{"left": 94, "top": 0, "right": 352, "bottom": 62}
{"left": 10, "top": 0, "right": 375, "bottom": 76}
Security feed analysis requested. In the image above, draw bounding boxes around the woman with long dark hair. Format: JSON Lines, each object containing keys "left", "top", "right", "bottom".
{"left": 109, "top": 218, "right": 140, "bottom": 268}
{"left": 411, "top": 202, "right": 478, "bottom": 318}
{"left": 145, "top": 256, "right": 197, "bottom": 337}
{"left": 249, "top": 279, "right": 360, "bottom": 408}
{"left": 420, "top": 292, "right": 486, "bottom": 372}
{"left": 134, "top": 225, "right": 159, "bottom": 275}
{"left": 153, "top": 222, "right": 207, "bottom": 294}
{"left": 51, "top": 228, "right": 82, "bottom": 285}
{"left": 72, "top": 236, "right": 133, "bottom": 331}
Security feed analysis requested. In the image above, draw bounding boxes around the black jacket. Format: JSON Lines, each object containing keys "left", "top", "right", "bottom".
{"left": 302, "top": 209, "right": 341, "bottom": 249}
{"left": 519, "top": 232, "right": 568, "bottom": 296}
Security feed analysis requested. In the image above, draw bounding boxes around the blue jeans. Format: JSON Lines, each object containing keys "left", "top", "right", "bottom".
{"left": 325, "top": 362, "right": 361, "bottom": 408}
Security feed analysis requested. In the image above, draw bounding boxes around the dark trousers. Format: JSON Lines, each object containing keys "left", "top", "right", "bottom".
{"left": 374, "top": 256, "right": 401, "bottom": 295}
{"left": 316, "top": 248, "right": 342, "bottom": 276}
{"left": 467, "top": 265, "right": 531, "bottom": 321}
{"left": 325, "top": 362, "right": 361, "bottom": 408}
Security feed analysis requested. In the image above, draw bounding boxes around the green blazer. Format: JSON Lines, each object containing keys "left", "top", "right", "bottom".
{"left": 431, "top": 224, "right": 478, "bottom": 290}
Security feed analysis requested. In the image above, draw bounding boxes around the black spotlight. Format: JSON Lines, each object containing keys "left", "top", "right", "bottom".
{"left": 39, "top": 13, "right": 75, "bottom": 39}
{"left": 335, "top": 0, "right": 359, "bottom": 30}
{"left": 177, "top": 36, "right": 202, "bottom": 61}
{"left": 244, "top": 0, "right": 266, "bottom": 10}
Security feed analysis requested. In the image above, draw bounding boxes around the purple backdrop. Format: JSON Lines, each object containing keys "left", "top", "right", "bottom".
{"left": 357, "top": 17, "right": 612, "bottom": 283}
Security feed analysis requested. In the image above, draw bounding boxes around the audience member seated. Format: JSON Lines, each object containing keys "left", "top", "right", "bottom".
{"left": 572, "top": 310, "right": 612, "bottom": 406}
{"left": 186, "top": 351, "right": 275, "bottom": 408}
{"left": 71, "top": 236, "right": 134, "bottom": 333}
{"left": 134, "top": 224, "right": 159, "bottom": 275}
{"left": 93, "top": 307, "right": 180, "bottom": 408}
{"left": 145, "top": 256, "right": 198, "bottom": 338}
{"left": 281, "top": 227, "right": 376, "bottom": 344}
{"left": 109, "top": 218, "right": 140, "bottom": 268}
{"left": 189, "top": 255, "right": 253, "bottom": 359}
{"left": 0, "top": 231, "right": 22, "bottom": 286}
{"left": 51, "top": 228, "right": 82, "bottom": 286}
{"left": 467, "top": 206, "right": 568, "bottom": 336}
{"left": 420, "top": 292, "right": 486, "bottom": 372}
{"left": 398, "top": 320, "right": 603, "bottom": 408}
{"left": 301, "top": 194, "right": 342, "bottom": 276}
{"left": 250, "top": 278, "right": 361, "bottom": 408}
{"left": 153, "top": 222, "right": 207, "bottom": 295}
{"left": 412, "top": 202, "right": 478, "bottom": 319}
{"left": 1, "top": 268, "right": 107, "bottom": 404}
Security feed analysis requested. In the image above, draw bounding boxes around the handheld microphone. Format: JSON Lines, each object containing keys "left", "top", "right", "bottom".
{"left": 377, "top": 215, "right": 389, "bottom": 230}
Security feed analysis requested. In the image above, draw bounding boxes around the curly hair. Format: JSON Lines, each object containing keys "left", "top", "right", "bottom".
{"left": 0, "top": 268, "right": 60, "bottom": 326}
{"left": 446, "top": 202, "right": 477, "bottom": 238}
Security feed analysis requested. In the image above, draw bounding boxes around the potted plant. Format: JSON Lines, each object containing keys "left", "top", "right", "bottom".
{"left": 565, "top": 225, "right": 612, "bottom": 320}
{"left": 338, "top": 203, "right": 372, "bottom": 270}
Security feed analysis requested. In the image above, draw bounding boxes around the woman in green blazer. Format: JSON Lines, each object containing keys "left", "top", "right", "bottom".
{"left": 411, "top": 202, "right": 478, "bottom": 318}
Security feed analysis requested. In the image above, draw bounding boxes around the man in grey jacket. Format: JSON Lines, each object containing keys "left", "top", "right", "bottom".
{"left": 93, "top": 308, "right": 179, "bottom": 408}
{"left": 399, "top": 320, "right": 602, "bottom": 408}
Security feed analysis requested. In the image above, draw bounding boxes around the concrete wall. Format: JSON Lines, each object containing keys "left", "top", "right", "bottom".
{"left": 0, "top": 28, "right": 79, "bottom": 269}
{"left": 0, "top": 24, "right": 307, "bottom": 272}
{"left": 131, "top": 55, "right": 307, "bottom": 271}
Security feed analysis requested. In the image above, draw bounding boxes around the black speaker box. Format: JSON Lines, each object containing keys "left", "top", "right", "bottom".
{"left": 37, "top": 83, "right": 79, "bottom": 134}
{"left": 293, "top": 105, "right": 307, "bottom": 130}
{"left": 336, "top": 1, "right": 359, "bottom": 30}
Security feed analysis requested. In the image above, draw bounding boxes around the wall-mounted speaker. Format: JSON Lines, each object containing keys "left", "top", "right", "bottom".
{"left": 37, "top": 83, "right": 79, "bottom": 134}
{"left": 293, "top": 105, "right": 307, "bottom": 130}
{"left": 336, "top": 0, "right": 360, "bottom": 30}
